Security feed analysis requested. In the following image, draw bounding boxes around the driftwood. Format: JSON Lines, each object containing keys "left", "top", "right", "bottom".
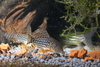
{"left": 0, "top": 1, "right": 36, "bottom": 43}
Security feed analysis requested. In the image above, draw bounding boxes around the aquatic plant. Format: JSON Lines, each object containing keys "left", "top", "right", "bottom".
{"left": 56, "top": 0, "right": 100, "bottom": 37}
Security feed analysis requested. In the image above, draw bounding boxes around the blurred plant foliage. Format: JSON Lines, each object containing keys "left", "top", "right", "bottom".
{"left": 55, "top": 0, "right": 100, "bottom": 37}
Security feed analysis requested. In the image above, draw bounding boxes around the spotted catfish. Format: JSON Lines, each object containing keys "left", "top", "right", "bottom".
{"left": 32, "top": 18, "right": 64, "bottom": 54}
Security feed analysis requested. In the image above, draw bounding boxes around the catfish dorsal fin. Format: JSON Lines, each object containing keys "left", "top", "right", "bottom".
{"left": 39, "top": 17, "right": 48, "bottom": 29}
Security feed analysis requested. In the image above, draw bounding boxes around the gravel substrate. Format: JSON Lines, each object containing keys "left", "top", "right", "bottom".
{"left": 0, "top": 50, "right": 100, "bottom": 67}
{"left": 0, "top": 43, "right": 99, "bottom": 67}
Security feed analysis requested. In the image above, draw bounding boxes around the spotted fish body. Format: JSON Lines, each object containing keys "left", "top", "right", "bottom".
{"left": 4, "top": 32, "right": 31, "bottom": 44}
{"left": 33, "top": 37, "right": 64, "bottom": 53}
{"left": 3, "top": 24, "right": 32, "bottom": 45}
{"left": 32, "top": 18, "right": 64, "bottom": 54}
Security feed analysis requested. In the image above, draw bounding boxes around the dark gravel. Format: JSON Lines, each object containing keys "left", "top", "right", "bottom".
{"left": 0, "top": 51, "right": 99, "bottom": 67}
